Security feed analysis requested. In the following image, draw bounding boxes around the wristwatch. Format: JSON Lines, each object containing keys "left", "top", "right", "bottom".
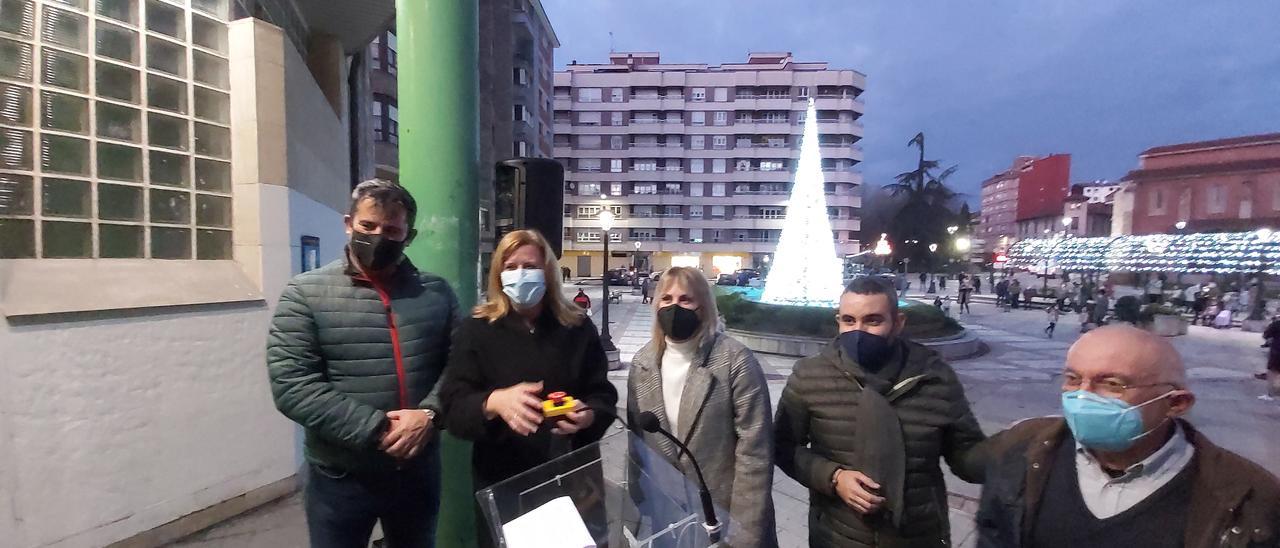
{"left": 423, "top": 409, "right": 437, "bottom": 421}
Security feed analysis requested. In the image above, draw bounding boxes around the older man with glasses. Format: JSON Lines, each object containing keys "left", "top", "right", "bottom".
{"left": 975, "top": 324, "right": 1280, "bottom": 548}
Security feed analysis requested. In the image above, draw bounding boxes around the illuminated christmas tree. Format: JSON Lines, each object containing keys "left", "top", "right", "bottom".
{"left": 761, "top": 99, "right": 845, "bottom": 306}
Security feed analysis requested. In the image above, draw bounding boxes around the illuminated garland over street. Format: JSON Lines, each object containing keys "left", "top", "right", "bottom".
{"left": 1005, "top": 230, "right": 1280, "bottom": 275}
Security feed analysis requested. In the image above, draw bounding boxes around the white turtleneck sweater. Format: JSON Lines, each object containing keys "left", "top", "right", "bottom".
{"left": 660, "top": 337, "right": 699, "bottom": 438}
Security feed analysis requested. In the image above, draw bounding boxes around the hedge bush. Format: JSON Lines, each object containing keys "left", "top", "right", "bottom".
{"left": 716, "top": 291, "right": 963, "bottom": 341}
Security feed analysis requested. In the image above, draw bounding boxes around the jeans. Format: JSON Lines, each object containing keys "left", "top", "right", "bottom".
{"left": 304, "top": 448, "right": 441, "bottom": 548}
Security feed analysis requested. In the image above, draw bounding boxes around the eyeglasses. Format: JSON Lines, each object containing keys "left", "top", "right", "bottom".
{"left": 1057, "top": 371, "right": 1178, "bottom": 399}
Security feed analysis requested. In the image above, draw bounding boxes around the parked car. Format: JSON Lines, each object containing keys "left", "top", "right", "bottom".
{"left": 716, "top": 273, "right": 738, "bottom": 286}
{"left": 604, "top": 268, "right": 632, "bottom": 286}
{"left": 733, "top": 268, "right": 762, "bottom": 286}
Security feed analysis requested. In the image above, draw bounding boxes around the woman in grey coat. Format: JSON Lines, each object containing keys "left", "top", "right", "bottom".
{"left": 626, "top": 266, "right": 778, "bottom": 548}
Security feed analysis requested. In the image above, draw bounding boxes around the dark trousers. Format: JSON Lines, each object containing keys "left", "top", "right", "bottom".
{"left": 305, "top": 450, "right": 441, "bottom": 548}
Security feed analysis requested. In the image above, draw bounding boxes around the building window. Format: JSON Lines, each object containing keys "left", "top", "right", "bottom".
{"left": 512, "top": 67, "right": 528, "bottom": 86}
{"left": 610, "top": 159, "right": 623, "bottom": 173}
{"left": 760, "top": 160, "right": 784, "bottom": 172}
{"left": 578, "top": 135, "right": 601, "bottom": 149}
{"left": 371, "top": 31, "right": 397, "bottom": 75}
{"left": 762, "top": 111, "right": 788, "bottom": 123}
{"left": 610, "top": 88, "right": 623, "bottom": 102}
{"left": 610, "top": 182, "right": 623, "bottom": 196}
{"left": 713, "top": 111, "right": 727, "bottom": 126}
{"left": 634, "top": 183, "right": 657, "bottom": 195}
{"left": 0, "top": 1, "right": 233, "bottom": 260}
{"left": 513, "top": 104, "right": 529, "bottom": 122}
{"left": 578, "top": 112, "right": 601, "bottom": 125}
{"left": 713, "top": 87, "right": 728, "bottom": 102}
{"left": 712, "top": 184, "right": 726, "bottom": 197}
{"left": 610, "top": 111, "right": 623, "bottom": 126}
{"left": 633, "top": 159, "right": 657, "bottom": 172}
{"left": 1208, "top": 185, "right": 1227, "bottom": 214}
{"left": 690, "top": 159, "right": 705, "bottom": 173}
{"left": 711, "top": 205, "right": 726, "bottom": 217}
{"left": 578, "top": 88, "right": 602, "bottom": 102}
{"left": 578, "top": 183, "right": 602, "bottom": 196}
{"left": 578, "top": 159, "right": 601, "bottom": 172}
{"left": 1151, "top": 188, "right": 1165, "bottom": 213}
{"left": 577, "top": 231, "right": 601, "bottom": 242}
{"left": 691, "top": 112, "right": 706, "bottom": 126}
{"left": 690, "top": 135, "right": 705, "bottom": 149}
{"left": 372, "top": 94, "right": 399, "bottom": 144}
{"left": 712, "top": 159, "right": 727, "bottom": 173}
{"left": 576, "top": 205, "right": 601, "bottom": 218}
{"left": 691, "top": 87, "right": 706, "bottom": 101}
{"left": 664, "top": 159, "right": 681, "bottom": 171}
{"left": 712, "top": 135, "right": 728, "bottom": 149}
{"left": 513, "top": 140, "right": 528, "bottom": 157}
{"left": 609, "top": 135, "right": 624, "bottom": 150}
{"left": 797, "top": 86, "right": 809, "bottom": 98}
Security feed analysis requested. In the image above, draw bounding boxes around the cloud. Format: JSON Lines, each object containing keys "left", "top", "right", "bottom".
{"left": 541, "top": 0, "right": 1280, "bottom": 202}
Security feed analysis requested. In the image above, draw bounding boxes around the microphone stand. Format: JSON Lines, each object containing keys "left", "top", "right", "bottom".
{"left": 637, "top": 412, "right": 722, "bottom": 544}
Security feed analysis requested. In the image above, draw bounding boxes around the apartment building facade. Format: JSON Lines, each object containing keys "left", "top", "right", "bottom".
{"left": 1120, "top": 133, "right": 1280, "bottom": 235}
{"left": 366, "top": 0, "right": 557, "bottom": 256}
{"left": 553, "top": 51, "right": 865, "bottom": 278}
{"left": 978, "top": 153, "right": 1071, "bottom": 251}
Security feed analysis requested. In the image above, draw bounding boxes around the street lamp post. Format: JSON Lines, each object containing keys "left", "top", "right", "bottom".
{"left": 598, "top": 209, "right": 617, "bottom": 354}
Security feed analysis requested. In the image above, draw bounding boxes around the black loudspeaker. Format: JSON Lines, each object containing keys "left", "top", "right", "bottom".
{"left": 495, "top": 158, "right": 565, "bottom": 258}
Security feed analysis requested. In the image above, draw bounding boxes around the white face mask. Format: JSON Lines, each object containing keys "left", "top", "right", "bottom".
{"left": 500, "top": 268, "right": 546, "bottom": 309}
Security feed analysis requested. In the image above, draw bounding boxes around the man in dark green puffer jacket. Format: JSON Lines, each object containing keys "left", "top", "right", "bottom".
{"left": 775, "top": 276, "right": 988, "bottom": 547}
{"left": 268, "top": 180, "right": 458, "bottom": 548}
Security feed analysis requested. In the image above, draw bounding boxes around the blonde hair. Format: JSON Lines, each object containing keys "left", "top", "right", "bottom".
{"left": 473, "top": 230, "right": 584, "bottom": 327}
{"left": 651, "top": 266, "right": 721, "bottom": 354}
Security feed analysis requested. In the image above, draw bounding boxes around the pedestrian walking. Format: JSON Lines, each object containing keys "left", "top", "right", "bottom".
{"left": 1091, "top": 288, "right": 1110, "bottom": 327}
{"left": 572, "top": 288, "right": 591, "bottom": 309}
{"left": 639, "top": 275, "right": 652, "bottom": 304}
{"left": 996, "top": 279, "right": 1009, "bottom": 309}
{"left": 1008, "top": 279, "right": 1022, "bottom": 309}
{"left": 1262, "top": 316, "right": 1280, "bottom": 401}
{"left": 919, "top": 271, "right": 927, "bottom": 287}
{"left": 775, "top": 277, "right": 987, "bottom": 547}
{"left": 1146, "top": 273, "right": 1167, "bottom": 304}
{"left": 267, "top": 180, "right": 456, "bottom": 548}
{"left": 973, "top": 276, "right": 982, "bottom": 294}
{"left": 939, "top": 274, "right": 947, "bottom": 290}
{"left": 958, "top": 278, "right": 973, "bottom": 314}
{"left": 1045, "top": 305, "right": 1059, "bottom": 337}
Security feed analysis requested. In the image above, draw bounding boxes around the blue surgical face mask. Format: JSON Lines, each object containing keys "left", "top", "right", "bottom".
{"left": 1061, "top": 389, "right": 1174, "bottom": 452}
{"left": 500, "top": 268, "right": 546, "bottom": 310}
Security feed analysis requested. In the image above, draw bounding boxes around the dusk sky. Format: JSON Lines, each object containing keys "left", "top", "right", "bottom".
{"left": 541, "top": 0, "right": 1280, "bottom": 204}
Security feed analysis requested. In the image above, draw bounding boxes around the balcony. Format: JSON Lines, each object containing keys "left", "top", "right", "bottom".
{"left": 811, "top": 96, "right": 865, "bottom": 113}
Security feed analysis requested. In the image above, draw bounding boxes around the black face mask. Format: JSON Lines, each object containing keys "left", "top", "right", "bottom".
{"left": 838, "top": 330, "right": 896, "bottom": 371}
{"left": 350, "top": 231, "right": 406, "bottom": 272}
{"left": 657, "top": 305, "right": 701, "bottom": 342}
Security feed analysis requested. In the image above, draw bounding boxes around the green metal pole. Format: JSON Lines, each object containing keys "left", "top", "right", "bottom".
{"left": 396, "top": 1, "right": 479, "bottom": 546}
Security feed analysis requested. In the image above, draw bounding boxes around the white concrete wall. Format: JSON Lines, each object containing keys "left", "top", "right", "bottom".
{"left": 0, "top": 17, "right": 353, "bottom": 548}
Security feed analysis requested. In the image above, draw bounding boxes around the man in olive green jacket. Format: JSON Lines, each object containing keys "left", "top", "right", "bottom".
{"left": 775, "top": 277, "right": 987, "bottom": 547}
{"left": 268, "top": 180, "right": 457, "bottom": 548}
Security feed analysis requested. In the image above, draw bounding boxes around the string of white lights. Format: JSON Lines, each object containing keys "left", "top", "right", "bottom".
{"left": 1005, "top": 230, "right": 1280, "bottom": 275}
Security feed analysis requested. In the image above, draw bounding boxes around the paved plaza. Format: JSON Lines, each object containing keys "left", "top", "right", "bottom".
{"left": 171, "top": 282, "right": 1280, "bottom": 547}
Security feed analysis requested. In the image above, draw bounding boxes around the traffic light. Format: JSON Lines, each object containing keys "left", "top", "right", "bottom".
{"left": 494, "top": 158, "right": 565, "bottom": 258}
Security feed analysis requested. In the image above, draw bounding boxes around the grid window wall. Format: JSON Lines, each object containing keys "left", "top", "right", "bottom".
{"left": 0, "top": 0, "right": 233, "bottom": 260}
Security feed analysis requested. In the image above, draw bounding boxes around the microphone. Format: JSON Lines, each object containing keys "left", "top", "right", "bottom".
{"left": 636, "top": 411, "right": 722, "bottom": 542}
